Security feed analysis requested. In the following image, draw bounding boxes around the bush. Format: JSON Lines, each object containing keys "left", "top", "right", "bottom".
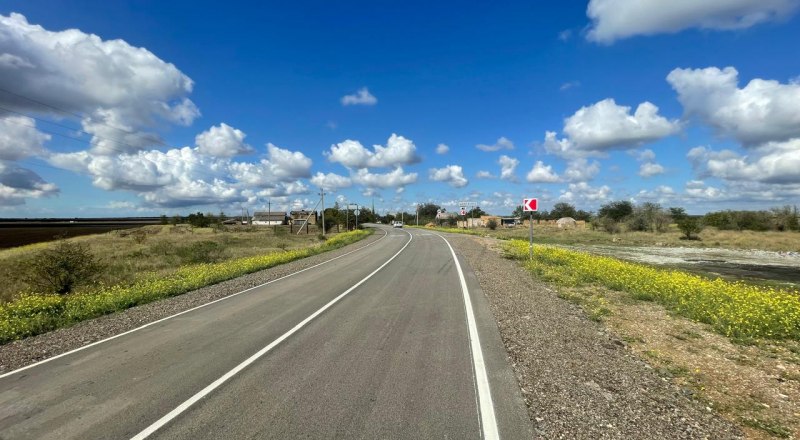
{"left": 176, "top": 241, "right": 226, "bottom": 264}
{"left": 24, "top": 240, "right": 102, "bottom": 295}
{"left": 486, "top": 219, "right": 498, "bottom": 230}
{"left": 597, "top": 216, "right": 620, "bottom": 234}
{"left": 677, "top": 217, "right": 704, "bottom": 239}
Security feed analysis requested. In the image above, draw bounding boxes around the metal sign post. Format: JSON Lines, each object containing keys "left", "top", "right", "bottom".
{"left": 523, "top": 198, "right": 538, "bottom": 260}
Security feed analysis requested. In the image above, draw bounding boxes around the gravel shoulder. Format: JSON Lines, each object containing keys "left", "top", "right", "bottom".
{"left": 445, "top": 233, "right": 743, "bottom": 439}
{"left": 0, "top": 230, "right": 384, "bottom": 374}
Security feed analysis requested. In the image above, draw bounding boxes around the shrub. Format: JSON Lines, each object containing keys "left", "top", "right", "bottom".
{"left": 677, "top": 217, "right": 704, "bottom": 239}
{"left": 486, "top": 219, "right": 498, "bottom": 230}
{"left": 176, "top": 241, "right": 225, "bottom": 264}
{"left": 24, "top": 240, "right": 102, "bottom": 295}
{"left": 597, "top": 216, "right": 620, "bottom": 234}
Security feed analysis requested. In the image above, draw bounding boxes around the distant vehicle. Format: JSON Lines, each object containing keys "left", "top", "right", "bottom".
{"left": 393, "top": 221, "right": 404, "bottom": 228}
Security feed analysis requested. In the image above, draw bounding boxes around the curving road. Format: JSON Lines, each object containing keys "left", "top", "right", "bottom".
{"left": 0, "top": 225, "right": 533, "bottom": 439}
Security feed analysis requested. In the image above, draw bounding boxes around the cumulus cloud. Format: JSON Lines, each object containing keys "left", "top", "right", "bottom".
{"left": 0, "top": 115, "right": 50, "bottom": 160}
{"left": 352, "top": 167, "right": 418, "bottom": 189}
{"left": 564, "top": 158, "right": 601, "bottom": 182}
{"left": 341, "top": 87, "right": 377, "bottom": 106}
{"left": 639, "top": 162, "right": 666, "bottom": 177}
{"left": 0, "top": 13, "right": 200, "bottom": 154}
{"left": 48, "top": 141, "right": 313, "bottom": 207}
{"left": 476, "top": 171, "right": 495, "bottom": 179}
{"left": 476, "top": 137, "right": 514, "bottom": 152}
{"left": 688, "top": 140, "right": 800, "bottom": 184}
{"left": 526, "top": 161, "right": 560, "bottom": 183}
{"left": 195, "top": 123, "right": 253, "bottom": 157}
{"left": 436, "top": 143, "right": 450, "bottom": 154}
{"left": 559, "top": 182, "right": 612, "bottom": 203}
{"left": 0, "top": 162, "right": 59, "bottom": 205}
{"left": 587, "top": 0, "right": 799, "bottom": 43}
{"left": 498, "top": 155, "right": 519, "bottom": 181}
{"left": 544, "top": 99, "right": 680, "bottom": 158}
{"left": 667, "top": 66, "right": 800, "bottom": 146}
{"left": 429, "top": 165, "right": 469, "bottom": 188}
{"left": 326, "top": 134, "right": 420, "bottom": 168}
{"left": 310, "top": 172, "right": 352, "bottom": 190}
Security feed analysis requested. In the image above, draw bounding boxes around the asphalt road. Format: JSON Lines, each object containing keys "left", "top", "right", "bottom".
{"left": 0, "top": 225, "right": 533, "bottom": 439}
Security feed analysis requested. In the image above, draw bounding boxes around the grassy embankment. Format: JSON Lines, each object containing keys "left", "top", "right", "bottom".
{"left": 411, "top": 224, "right": 800, "bottom": 252}
{"left": 0, "top": 226, "right": 370, "bottom": 344}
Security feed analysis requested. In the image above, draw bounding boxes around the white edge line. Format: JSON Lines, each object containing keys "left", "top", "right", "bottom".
{"left": 130, "top": 229, "right": 413, "bottom": 440}
{"left": 432, "top": 231, "right": 500, "bottom": 440}
{"left": 0, "top": 228, "right": 389, "bottom": 380}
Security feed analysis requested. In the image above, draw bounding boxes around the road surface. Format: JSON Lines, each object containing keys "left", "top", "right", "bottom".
{"left": 0, "top": 225, "right": 533, "bottom": 439}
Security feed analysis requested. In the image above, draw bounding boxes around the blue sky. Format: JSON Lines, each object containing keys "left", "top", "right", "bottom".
{"left": 1, "top": 0, "right": 799, "bottom": 217}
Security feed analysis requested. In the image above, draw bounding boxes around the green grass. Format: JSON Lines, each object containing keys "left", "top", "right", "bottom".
{"left": 0, "top": 229, "right": 370, "bottom": 344}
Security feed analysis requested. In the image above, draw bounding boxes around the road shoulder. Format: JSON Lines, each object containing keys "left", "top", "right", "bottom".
{"left": 445, "top": 233, "right": 742, "bottom": 439}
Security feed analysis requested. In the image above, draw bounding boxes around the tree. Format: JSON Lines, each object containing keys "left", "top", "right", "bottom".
{"left": 550, "top": 202, "right": 577, "bottom": 219}
{"left": 159, "top": 214, "right": 168, "bottom": 225}
{"left": 598, "top": 201, "right": 633, "bottom": 222}
{"left": 467, "top": 206, "right": 487, "bottom": 217}
{"left": 486, "top": 219, "right": 498, "bottom": 230}
{"left": 677, "top": 217, "right": 704, "bottom": 240}
{"left": 25, "top": 240, "right": 102, "bottom": 294}
{"left": 669, "top": 207, "right": 687, "bottom": 222}
{"left": 418, "top": 203, "right": 441, "bottom": 219}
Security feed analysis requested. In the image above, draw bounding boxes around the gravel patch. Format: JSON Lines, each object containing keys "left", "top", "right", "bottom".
{"left": 445, "top": 233, "right": 743, "bottom": 440}
{"left": 0, "top": 231, "right": 384, "bottom": 374}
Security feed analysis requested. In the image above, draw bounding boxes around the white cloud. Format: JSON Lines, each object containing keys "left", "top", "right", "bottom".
{"left": 195, "top": 123, "right": 253, "bottom": 157}
{"left": 639, "top": 162, "right": 666, "bottom": 177}
{"left": 476, "top": 171, "right": 495, "bottom": 179}
{"left": 476, "top": 137, "right": 514, "bottom": 152}
{"left": 228, "top": 143, "right": 312, "bottom": 186}
{"left": 0, "top": 162, "right": 59, "bottom": 205}
{"left": 498, "top": 155, "right": 519, "bottom": 181}
{"left": 436, "top": 143, "right": 450, "bottom": 154}
{"left": 310, "top": 172, "right": 352, "bottom": 191}
{"left": 558, "top": 29, "right": 573, "bottom": 41}
{"left": 688, "top": 140, "right": 800, "bottom": 184}
{"left": 429, "top": 165, "right": 469, "bottom": 188}
{"left": 326, "top": 134, "right": 420, "bottom": 168}
{"left": 560, "top": 81, "right": 581, "bottom": 91}
{"left": 545, "top": 99, "right": 680, "bottom": 158}
{"left": 559, "top": 182, "right": 612, "bottom": 202}
{"left": 341, "top": 87, "right": 377, "bottom": 106}
{"left": 667, "top": 66, "right": 800, "bottom": 146}
{"left": 47, "top": 139, "right": 312, "bottom": 207}
{"left": 0, "top": 13, "right": 199, "bottom": 154}
{"left": 564, "top": 158, "right": 601, "bottom": 182}
{"left": 526, "top": 161, "right": 560, "bottom": 183}
{"left": 587, "top": 0, "right": 799, "bottom": 43}
{"left": 352, "top": 167, "right": 418, "bottom": 189}
{"left": 0, "top": 116, "right": 50, "bottom": 160}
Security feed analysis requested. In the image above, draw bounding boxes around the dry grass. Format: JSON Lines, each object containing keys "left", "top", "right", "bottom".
{"left": 554, "top": 283, "right": 800, "bottom": 439}
{"left": 0, "top": 224, "right": 329, "bottom": 302}
{"left": 471, "top": 224, "right": 800, "bottom": 252}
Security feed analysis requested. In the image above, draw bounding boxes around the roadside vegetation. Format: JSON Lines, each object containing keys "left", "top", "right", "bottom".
{"left": 502, "top": 240, "right": 800, "bottom": 438}
{"left": 0, "top": 226, "right": 370, "bottom": 344}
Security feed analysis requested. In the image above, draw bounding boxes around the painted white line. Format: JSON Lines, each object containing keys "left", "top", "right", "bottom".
{"left": 0, "top": 229, "right": 389, "bottom": 380}
{"left": 431, "top": 231, "right": 500, "bottom": 440}
{"left": 130, "top": 229, "right": 413, "bottom": 439}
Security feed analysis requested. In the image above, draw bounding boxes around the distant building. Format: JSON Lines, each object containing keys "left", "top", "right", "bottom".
{"left": 252, "top": 211, "right": 288, "bottom": 226}
{"left": 290, "top": 210, "right": 317, "bottom": 225}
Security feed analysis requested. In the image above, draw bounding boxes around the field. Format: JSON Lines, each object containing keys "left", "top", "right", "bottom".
{"left": 0, "top": 219, "right": 161, "bottom": 249}
{"left": 0, "top": 223, "right": 327, "bottom": 303}
{"left": 0, "top": 225, "right": 369, "bottom": 343}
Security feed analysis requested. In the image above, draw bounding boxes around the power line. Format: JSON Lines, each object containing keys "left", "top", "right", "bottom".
{"left": 0, "top": 86, "right": 170, "bottom": 149}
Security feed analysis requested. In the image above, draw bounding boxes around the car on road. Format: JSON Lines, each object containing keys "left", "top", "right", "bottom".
{"left": 393, "top": 221, "right": 404, "bottom": 228}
